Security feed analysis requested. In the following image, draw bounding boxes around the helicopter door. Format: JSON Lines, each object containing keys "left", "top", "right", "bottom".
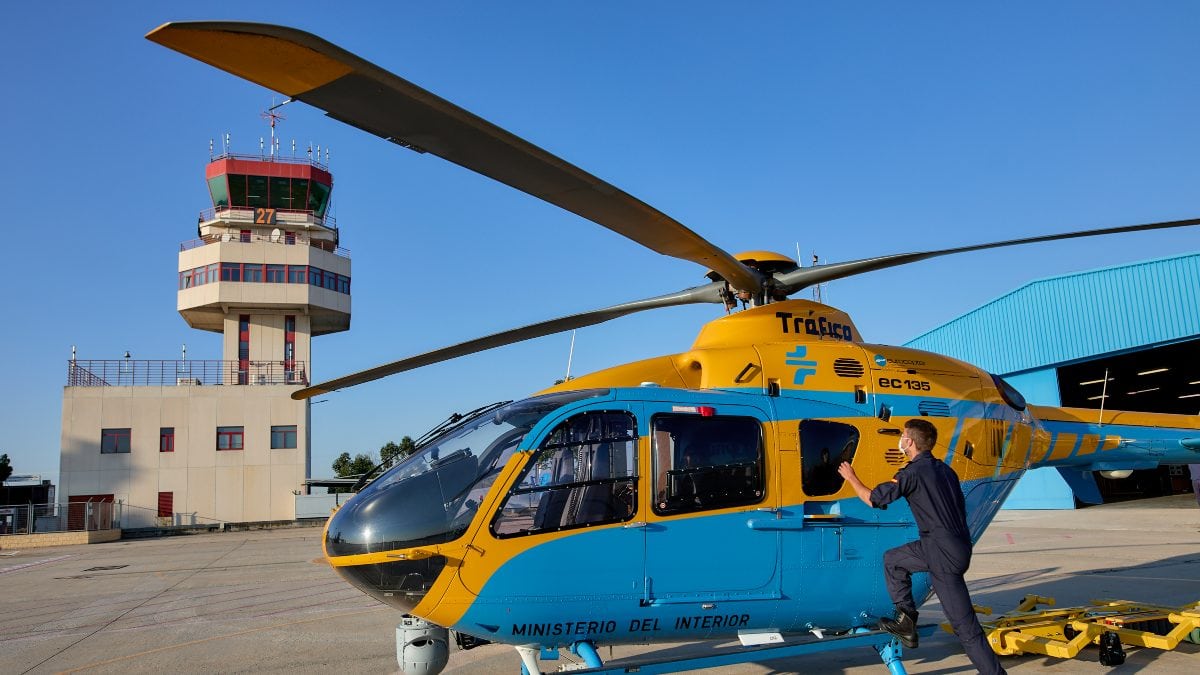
{"left": 483, "top": 408, "right": 644, "bottom": 601}
{"left": 643, "top": 403, "right": 778, "bottom": 603}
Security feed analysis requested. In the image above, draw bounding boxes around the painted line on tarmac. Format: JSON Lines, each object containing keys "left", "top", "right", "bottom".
{"left": 0, "top": 555, "right": 71, "bottom": 575}
{"left": 55, "top": 606, "right": 388, "bottom": 673}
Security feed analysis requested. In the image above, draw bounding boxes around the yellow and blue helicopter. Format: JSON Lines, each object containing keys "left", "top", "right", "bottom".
{"left": 149, "top": 22, "right": 1200, "bottom": 674}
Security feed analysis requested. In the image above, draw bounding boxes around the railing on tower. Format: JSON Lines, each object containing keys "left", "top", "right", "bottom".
{"left": 66, "top": 360, "right": 309, "bottom": 387}
{"left": 182, "top": 216, "right": 349, "bottom": 258}
{"left": 210, "top": 151, "right": 328, "bottom": 171}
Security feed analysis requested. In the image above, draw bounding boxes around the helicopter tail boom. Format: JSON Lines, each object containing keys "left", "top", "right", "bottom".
{"left": 1028, "top": 404, "right": 1200, "bottom": 474}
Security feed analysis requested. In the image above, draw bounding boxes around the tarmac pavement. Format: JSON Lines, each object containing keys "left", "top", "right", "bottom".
{"left": 0, "top": 495, "right": 1197, "bottom": 674}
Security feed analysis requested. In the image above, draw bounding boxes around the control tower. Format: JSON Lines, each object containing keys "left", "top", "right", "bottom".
{"left": 178, "top": 150, "right": 350, "bottom": 383}
{"left": 59, "top": 145, "right": 351, "bottom": 526}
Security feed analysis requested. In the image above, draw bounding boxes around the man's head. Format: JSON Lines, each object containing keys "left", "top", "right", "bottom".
{"left": 900, "top": 419, "right": 937, "bottom": 458}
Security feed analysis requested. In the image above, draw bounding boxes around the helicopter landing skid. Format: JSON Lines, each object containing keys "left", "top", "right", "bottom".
{"left": 516, "top": 624, "right": 937, "bottom": 674}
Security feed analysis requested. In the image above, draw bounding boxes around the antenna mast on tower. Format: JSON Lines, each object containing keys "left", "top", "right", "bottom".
{"left": 261, "top": 99, "right": 291, "bottom": 158}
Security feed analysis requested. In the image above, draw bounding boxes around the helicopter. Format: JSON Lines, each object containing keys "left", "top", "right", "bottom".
{"left": 148, "top": 22, "right": 1200, "bottom": 675}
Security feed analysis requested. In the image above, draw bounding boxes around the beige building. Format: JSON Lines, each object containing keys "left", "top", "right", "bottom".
{"left": 59, "top": 152, "right": 350, "bottom": 527}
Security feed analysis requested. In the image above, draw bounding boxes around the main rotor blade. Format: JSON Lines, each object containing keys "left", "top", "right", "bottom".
{"left": 146, "top": 21, "right": 763, "bottom": 293}
{"left": 292, "top": 283, "right": 724, "bottom": 399}
{"left": 775, "top": 217, "right": 1200, "bottom": 294}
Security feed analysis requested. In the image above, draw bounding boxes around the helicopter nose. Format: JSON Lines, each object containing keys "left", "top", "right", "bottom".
{"left": 331, "top": 555, "right": 447, "bottom": 613}
{"left": 324, "top": 485, "right": 452, "bottom": 611}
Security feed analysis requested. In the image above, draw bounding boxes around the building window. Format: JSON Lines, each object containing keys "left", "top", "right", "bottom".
{"left": 651, "top": 414, "right": 764, "bottom": 515}
{"left": 101, "top": 428, "right": 131, "bottom": 454}
{"left": 217, "top": 426, "right": 244, "bottom": 450}
{"left": 284, "top": 231, "right": 296, "bottom": 245}
{"left": 158, "top": 492, "right": 174, "bottom": 519}
{"left": 284, "top": 315, "right": 296, "bottom": 382}
{"left": 238, "top": 315, "right": 250, "bottom": 385}
{"left": 160, "top": 427, "right": 175, "bottom": 453}
{"left": 492, "top": 411, "right": 638, "bottom": 538}
{"left": 180, "top": 264, "right": 350, "bottom": 294}
{"left": 271, "top": 425, "right": 297, "bottom": 449}
{"left": 240, "top": 228, "right": 252, "bottom": 242}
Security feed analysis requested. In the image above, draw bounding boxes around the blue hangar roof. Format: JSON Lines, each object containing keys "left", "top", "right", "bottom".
{"left": 904, "top": 252, "right": 1200, "bottom": 375}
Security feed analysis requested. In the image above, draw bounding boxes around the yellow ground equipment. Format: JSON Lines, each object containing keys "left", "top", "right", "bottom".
{"left": 950, "top": 596, "right": 1200, "bottom": 666}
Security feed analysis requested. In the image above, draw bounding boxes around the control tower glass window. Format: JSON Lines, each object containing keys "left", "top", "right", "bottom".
{"left": 207, "top": 176, "right": 229, "bottom": 208}
{"left": 290, "top": 179, "right": 309, "bottom": 212}
{"left": 246, "top": 175, "right": 268, "bottom": 208}
{"left": 308, "top": 181, "right": 331, "bottom": 217}
{"left": 228, "top": 174, "right": 247, "bottom": 207}
{"left": 269, "top": 177, "right": 293, "bottom": 209}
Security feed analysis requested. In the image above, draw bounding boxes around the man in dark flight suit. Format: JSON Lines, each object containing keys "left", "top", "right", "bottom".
{"left": 838, "top": 418, "right": 1005, "bottom": 675}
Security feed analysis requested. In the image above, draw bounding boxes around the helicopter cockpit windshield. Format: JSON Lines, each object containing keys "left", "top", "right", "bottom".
{"left": 324, "top": 389, "right": 609, "bottom": 558}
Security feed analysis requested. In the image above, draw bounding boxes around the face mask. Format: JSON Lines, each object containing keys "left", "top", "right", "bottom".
{"left": 898, "top": 438, "right": 907, "bottom": 453}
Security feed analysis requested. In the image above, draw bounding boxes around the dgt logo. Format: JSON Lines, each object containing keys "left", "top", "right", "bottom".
{"left": 785, "top": 346, "right": 818, "bottom": 385}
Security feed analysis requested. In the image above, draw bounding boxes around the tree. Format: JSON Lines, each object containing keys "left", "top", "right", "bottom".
{"left": 332, "top": 452, "right": 376, "bottom": 478}
{"left": 380, "top": 436, "right": 416, "bottom": 465}
{"left": 330, "top": 451, "right": 378, "bottom": 494}
{"left": 0, "top": 453, "right": 11, "bottom": 484}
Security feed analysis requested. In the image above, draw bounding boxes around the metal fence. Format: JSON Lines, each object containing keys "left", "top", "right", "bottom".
{"left": 118, "top": 503, "right": 223, "bottom": 531}
{"left": 0, "top": 501, "right": 119, "bottom": 535}
{"left": 67, "top": 360, "right": 308, "bottom": 387}
{"left": 0, "top": 501, "right": 228, "bottom": 535}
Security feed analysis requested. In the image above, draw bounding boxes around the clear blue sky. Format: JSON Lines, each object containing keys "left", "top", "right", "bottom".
{"left": 3, "top": 2, "right": 1199, "bottom": 485}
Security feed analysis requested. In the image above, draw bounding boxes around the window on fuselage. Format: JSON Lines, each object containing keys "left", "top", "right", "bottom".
{"left": 799, "top": 419, "right": 860, "bottom": 497}
{"left": 491, "top": 411, "right": 637, "bottom": 537}
{"left": 651, "top": 414, "right": 763, "bottom": 515}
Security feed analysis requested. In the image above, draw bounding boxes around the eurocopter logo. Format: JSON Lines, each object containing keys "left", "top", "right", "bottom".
{"left": 785, "top": 346, "right": 818, "bottom": 385}
{"left": 874, "top": 354, "right": 887, "bottom": 367}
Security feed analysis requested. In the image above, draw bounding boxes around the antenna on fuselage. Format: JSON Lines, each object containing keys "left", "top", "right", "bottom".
{"left": 1098, "top": 367, "right": 1109, "bottom": 427}
{"left": 564, "top": 330, "right": 577, "bottom": 382}
{"left": 812, "top": 253, "right": 823, "bottom": 303}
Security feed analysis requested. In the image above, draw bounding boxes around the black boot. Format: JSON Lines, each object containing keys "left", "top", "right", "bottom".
{"left": 879, "top": 609, "right": 918, "bottom": 648}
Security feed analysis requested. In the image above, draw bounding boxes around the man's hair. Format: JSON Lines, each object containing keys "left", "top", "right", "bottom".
{"left": 904, "top": 419, "right": 937, "bottom": 453}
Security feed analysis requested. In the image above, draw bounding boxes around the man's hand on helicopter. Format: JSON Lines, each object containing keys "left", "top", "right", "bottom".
{"left": 838, "top": 462, "right": 875, "bottom": 507}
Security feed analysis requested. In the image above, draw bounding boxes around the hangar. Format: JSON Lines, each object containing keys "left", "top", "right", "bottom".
{"left": 905, "top": 252, "right": 1200, "bottom": 508}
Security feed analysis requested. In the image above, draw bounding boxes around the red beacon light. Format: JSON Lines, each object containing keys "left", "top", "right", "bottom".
{"left": 671, "top": 405, "right": 717, "bottom": 416}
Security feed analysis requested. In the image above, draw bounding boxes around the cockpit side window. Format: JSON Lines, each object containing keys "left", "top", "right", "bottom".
{"left": 491, "top": 411, "right": 637, "bottom": 538}
{"left": 651, "top": 414, "right": 764, "bottom": 516}
{"left": 799, "top": 419, "right": 860, "bottom": 497}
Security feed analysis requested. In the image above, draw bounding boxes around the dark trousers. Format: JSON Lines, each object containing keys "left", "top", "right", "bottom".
{"left": 884, "top": 538, "right": 1006, "bottom": 675}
